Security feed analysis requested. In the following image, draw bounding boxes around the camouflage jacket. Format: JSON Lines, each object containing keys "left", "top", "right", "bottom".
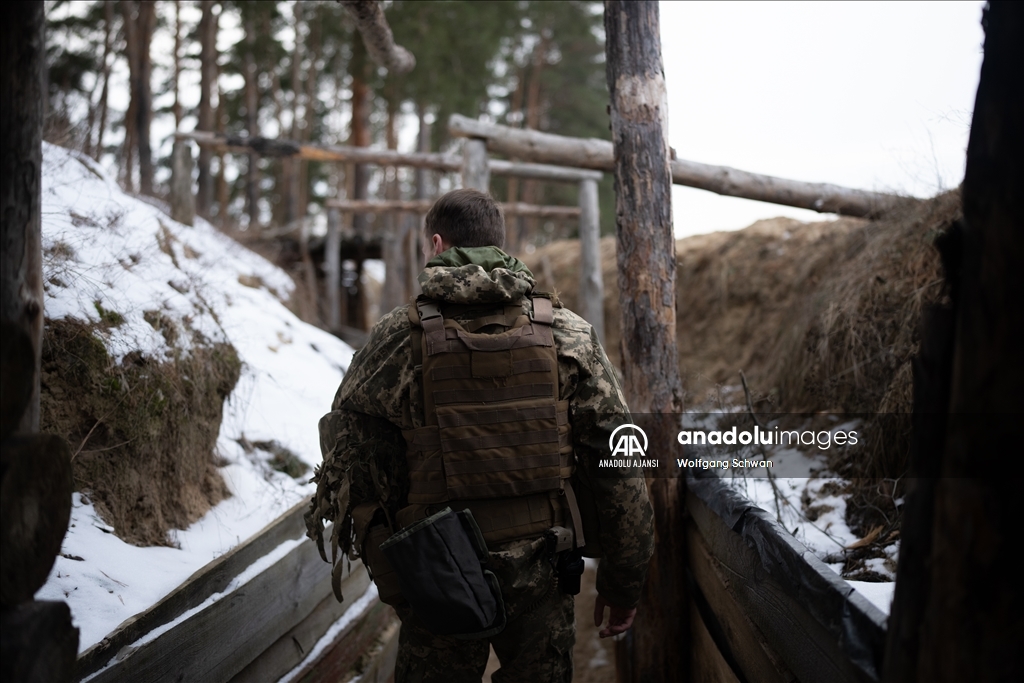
{"left": 306, "top": 246, "right": 653, "bottom": 608}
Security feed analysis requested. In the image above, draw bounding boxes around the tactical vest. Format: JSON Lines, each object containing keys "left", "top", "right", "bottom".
{"left": 398, "top": 295, "right": 586, "bottom": 549}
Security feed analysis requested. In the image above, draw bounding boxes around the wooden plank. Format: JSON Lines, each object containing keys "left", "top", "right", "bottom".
{"left": 76, "top": 500, "right": 310, "bottom": 680}
{"left": 84, "top": 532, "right": 361, "bottom": 683}
{"left": 228, "top": 566, "right": 372, "bottom": 683}
{"left": 291, "top": 600, "right": 398, "bottom": 683}
{"left": 448, "top": 114, "right": 904, "bottom": 218}
{"left": 687, "top": 491, "right": 874, "bottom": 683}
{"left": 690, "top": 601, "right": 742, "bottom": 683}
{"left": 687, "top": 518, "right": 796, "bottom": 683}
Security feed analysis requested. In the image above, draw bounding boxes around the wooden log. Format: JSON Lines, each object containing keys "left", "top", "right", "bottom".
{"left": 448, "top": 114, "right": 906, "bottom": 218}
{"left": 177, "top": 132, "right": 602, "bottom": 182}
{"left": 176, "top": 131, "right": 462, "bottom": 171}
{"left": 0, "top": 434, "right": 73, "bottom": 607}
{"left": 488, "top": 158, "right": 602, "bottom": 183}
{"left": 462, "top": 138, "right": 490, "bottom": 191}
{"left": 1, "top": 0, "right": 45, "bottom": 432}
{"left": 75, "top": 501, "right": 310, "bottom": 680}
{"left": 605, "top": 0, "right": 682, "bottom": 419}
{"left": 169, "top": 140, "right": 195, "bottom": 226}
{"left": 0, "top": 600, "right": 78, "bottom": 683}
{"left": 326, "top": 199, "right": 581, "bottom": 219}
{"left": 337, "top": 1, "right": 415, "bottom": 75}
{"left": 577, "top": 178, "right": 605, "bottom": 345}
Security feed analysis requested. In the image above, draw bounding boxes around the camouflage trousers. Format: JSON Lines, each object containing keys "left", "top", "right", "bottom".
{"left": 394, "top": 536, "right": 575, "bottom": 683}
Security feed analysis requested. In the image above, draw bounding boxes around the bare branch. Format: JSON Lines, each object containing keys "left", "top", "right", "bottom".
{"left": 338, "top": 0, "right": 415, "bottom": 75}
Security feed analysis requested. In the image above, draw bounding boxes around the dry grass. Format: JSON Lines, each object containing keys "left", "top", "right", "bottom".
{"left": 524, "top": 190, "right": 960, "bottom": 492}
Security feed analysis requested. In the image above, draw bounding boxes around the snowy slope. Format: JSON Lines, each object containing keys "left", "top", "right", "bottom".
{"left": 34, "top": 143, "right": 354, "bottom": 652}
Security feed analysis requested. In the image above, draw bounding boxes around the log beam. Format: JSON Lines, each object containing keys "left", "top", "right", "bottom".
{"left": 449, "top": 114, "right": 906, "bottom": 217}
{"left": 326, "top": 199, "right": 581, "bottom": 219}
{"left": 175, "top": 132, "right": 601, "bottom": 182}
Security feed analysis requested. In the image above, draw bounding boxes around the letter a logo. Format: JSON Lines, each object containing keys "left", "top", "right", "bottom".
{"left": 609, "top": 424, "right": 648, "bottom": 458}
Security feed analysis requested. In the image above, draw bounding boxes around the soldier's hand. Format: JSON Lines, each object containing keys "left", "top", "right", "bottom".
{"left": 593, "top": 595, "right": 637, "bottom": 638}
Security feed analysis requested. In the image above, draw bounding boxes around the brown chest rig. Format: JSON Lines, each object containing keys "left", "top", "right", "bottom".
{"left": 398, "top": 295, "right": 586, "bottom": 549}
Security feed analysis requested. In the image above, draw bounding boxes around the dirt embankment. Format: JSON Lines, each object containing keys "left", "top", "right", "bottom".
{"left": 523, "top": 190, "right": 959, "bottom": 485}
{"left": 40, "top": 318, "right": 241, "bottom": 547}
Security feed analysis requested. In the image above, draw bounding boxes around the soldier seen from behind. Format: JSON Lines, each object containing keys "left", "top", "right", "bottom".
{"left": 306, "top": 188, "right": 654, "bottom": 682}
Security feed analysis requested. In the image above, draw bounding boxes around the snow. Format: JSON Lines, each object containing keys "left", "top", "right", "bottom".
{"left": 34, "top": 143, "right": 354, "bottom": 653}
{"left": 696, "top": 411, "right": 898, "bottom": 615}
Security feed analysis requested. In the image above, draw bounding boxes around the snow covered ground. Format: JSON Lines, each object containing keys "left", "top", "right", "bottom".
{"left": 689, "top": 410, "right": 898, "bottom": 615}
{"left": 34, "top": 143, "right": 354, "bottom": 653}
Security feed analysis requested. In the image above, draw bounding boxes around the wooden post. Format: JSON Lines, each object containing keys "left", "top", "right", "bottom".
{"left": 326, "top": 208, "right": 341, "bottom": 332}
{"left": 892, "top": 4, "right": 1024, "bottom": 682}
{"left": 605, "top": 2, "right": 686, "bottom": 682}
{"left": 170, "top": 140, "right": 196, "bottom": 226}
{"left": 461, "top": 138, "right": 490, "bottom": 192}
{"left": 578, "top": 178, "right": 605, "bottom": 344}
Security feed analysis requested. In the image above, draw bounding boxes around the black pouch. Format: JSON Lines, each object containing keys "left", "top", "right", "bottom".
{"left": 380, "top": 507, "right": 506, "bottom": 639}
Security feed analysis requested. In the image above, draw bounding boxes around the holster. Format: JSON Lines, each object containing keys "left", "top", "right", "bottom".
{"left": 380, "top": 507, "right": 506, "bottom": 639}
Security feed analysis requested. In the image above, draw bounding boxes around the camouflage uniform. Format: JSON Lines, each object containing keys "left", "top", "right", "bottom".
{"left": 307, "top": 246, "right": 653, "bottom": 682}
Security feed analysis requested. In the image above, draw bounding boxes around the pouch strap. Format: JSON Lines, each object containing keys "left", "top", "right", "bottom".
{"left": 562, "top": 479, "right": 586, "bottom": 550}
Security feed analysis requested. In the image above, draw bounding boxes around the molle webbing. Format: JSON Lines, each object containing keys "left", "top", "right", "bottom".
{"left": 403, "top": 296, "right": 580, "bottom": 546}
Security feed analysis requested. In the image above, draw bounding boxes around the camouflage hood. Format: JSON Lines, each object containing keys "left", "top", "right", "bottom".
{"left": 418, "top": 246, "right": 537, "bottom": 304}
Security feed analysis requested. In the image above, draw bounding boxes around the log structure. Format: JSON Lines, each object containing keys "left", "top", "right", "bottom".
{"left": 176, "top": 131, "right": 601, "bottom": 182}
{"left": 449, "top": 114, "right": 906, "bottom": 218}
{"left": 327, "top": 199, "right": 582, "bottom": 220}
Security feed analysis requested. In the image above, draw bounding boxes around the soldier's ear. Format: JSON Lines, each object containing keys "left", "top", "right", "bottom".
{"left": 431, "top": 234, "right": 446, "bottom": 257}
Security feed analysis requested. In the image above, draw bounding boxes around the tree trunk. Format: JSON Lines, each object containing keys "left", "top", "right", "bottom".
{"left": 283, "top": 0, "right": 303, "bottom": 226}
{"left": 92, "top": 0, "right": 114, "bottom": 163}
{"left": 244, "top": 10, "right": 259, "bottom": 228}
{"left": 135, "top": 1, "right": 156, "bottom": 195}
{"left": 196, "top": 0, "right": 218, "bottom": 216}
{"left": 380, "top": 95, "right": 405, "bottom": 316}
{"left": 349, "top": 37, "right": 371, "bottom": 235}
{"left": 172, "top": 0, "right": 182, "bottom": 128}
{"left": 1, "top": 0, "right": 45, "bottom": 433}
{"left": 905, "top": 4, "right": 1024, "bottom": 682}
{"left": 605, "top": 3, "right": 686, "bottom": 682}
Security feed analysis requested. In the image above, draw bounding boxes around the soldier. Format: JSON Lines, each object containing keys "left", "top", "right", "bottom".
{"left": 306, "top": 188, "right": 653, "bottom": 682}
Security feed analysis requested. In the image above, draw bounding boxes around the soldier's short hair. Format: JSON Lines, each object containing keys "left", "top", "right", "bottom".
{"left": 425, "top": 189, "right": 505, "bottom": 249}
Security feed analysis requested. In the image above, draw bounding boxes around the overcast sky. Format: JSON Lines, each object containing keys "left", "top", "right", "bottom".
{"left": 658, "top": 1, "right": 986, "bottom": 237}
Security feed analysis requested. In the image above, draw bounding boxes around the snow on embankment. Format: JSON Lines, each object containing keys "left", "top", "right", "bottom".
{"left": 34, "top": 143, "right": 353, "bottom": 653}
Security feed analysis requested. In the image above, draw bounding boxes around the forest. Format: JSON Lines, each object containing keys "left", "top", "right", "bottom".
{"left": 45, "top": 0, "right": 614, "bottom": 238}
